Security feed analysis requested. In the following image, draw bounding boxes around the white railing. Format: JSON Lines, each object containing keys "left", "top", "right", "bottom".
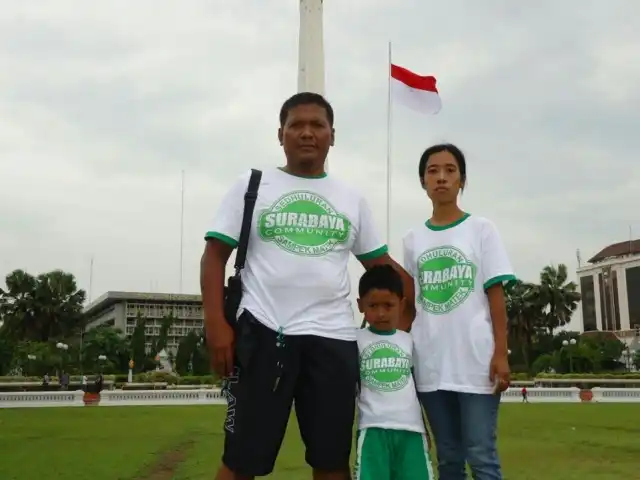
{"left": 501, "top": 387, "right": 581, "bottom": 402}
{"left": 0, "top": 389, "right": 226, "bottom": 408}
{"left": 591, "top": 387, "right": 640, "bottom": 403}
{"left": 2, "top": 387, "right": 640, "bottom": 408}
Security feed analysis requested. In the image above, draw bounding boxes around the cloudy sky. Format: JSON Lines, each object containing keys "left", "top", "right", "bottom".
{"left": 1, "top": 1, "right": 638, "bottom": 331}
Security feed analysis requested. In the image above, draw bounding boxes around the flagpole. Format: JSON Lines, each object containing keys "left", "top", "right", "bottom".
{"left": 179, "top": 170, "right": 185, "bottom": 293}
{"left": 386, "top": 41, "right": 392, "bottom": 247}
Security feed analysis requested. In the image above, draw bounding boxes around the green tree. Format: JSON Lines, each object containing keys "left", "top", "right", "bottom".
{"left": 151, "top": 315, "right": 174, "bottom": 356}
{"left": 0, "top": 332, "right": 16, "bottom": 375}
{"left": 130, "top": 313, "right": 148, "bottom": 373}
{"left": 505, "top": 280, "right": 541, "bottom": 368}
{"left": 10, "top": 341, "right": 59, "bottom": 376}
{"left": 537, "top": 264, "right": 581, "bottom": 335}
{"left": 0, "top": 269, "right": 86, "bottom": 342}
{"left": 82, "top": 325, "right": 130, "bottom": 374}
{"left": 633, "top": 350, "right": 640, "bottom": 370}
{"left": 175, "top": 330, "right": 209, "bottom": 375}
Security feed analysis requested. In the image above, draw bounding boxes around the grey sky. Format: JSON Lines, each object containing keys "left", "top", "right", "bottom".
{"left": 1, "top": 1, "right": 638, "bottom": 331}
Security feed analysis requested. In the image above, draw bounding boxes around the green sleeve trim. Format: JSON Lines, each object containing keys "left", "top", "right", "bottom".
{"left": 356, "top": 245, "right": 389, "bottom": 261}
{"left": 204, "top": 231, "right": 238, "bottom": 248}
{"left": 483, "top": 274, "right": 517, "bottom": 291}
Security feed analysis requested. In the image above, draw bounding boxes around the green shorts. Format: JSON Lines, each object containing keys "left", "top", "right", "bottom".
{"left": 354, "top": 427, "right": 434, "bottom": 480}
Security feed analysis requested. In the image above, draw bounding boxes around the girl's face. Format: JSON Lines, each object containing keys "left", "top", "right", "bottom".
{"left": 422, "top": 150, "right": 463, "bottom": 203}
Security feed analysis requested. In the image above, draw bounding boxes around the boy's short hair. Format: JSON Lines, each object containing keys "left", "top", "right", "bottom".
{"left": 358, "top": 265, "right": 404, "bottom": 299}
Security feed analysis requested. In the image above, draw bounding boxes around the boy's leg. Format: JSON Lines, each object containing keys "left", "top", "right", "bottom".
{"left": 354, "top": 428, "right": 392, "bottom": 480}
{"left": 419, "top": 391, "right": 466, "bottom": 480}
{"left": 294, "top": 334, "right": 359, "bottom": 479}
{"left": 392, "top": 430, "right": 434, "bottom": 480}
{"left": 459, "top": 392, "right": 502, "bottom": 480}
{"left": 218, "top": 312, "right": 298, "bottom": 478}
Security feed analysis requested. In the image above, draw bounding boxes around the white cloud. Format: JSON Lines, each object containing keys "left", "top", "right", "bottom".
{"left": 1, "top": 0, "right": 639, "bottom": 332}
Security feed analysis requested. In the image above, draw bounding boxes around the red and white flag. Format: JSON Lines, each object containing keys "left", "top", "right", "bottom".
{"left": 390, "top": 64, "right": 441, "bottom": 115}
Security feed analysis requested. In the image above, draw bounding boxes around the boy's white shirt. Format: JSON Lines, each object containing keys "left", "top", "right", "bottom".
{"left": 206, "top": 168, "right": 387, "bottom": 341}
{"left": 356, "top": 328, "right": 425, "bottom": 433}
{"left": 403, "top": 214, "right": 516, "bottom": 394}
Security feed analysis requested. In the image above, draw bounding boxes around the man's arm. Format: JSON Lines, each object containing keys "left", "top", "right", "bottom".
{"left": 359, "top": 254, "right": 416, "bottom": 332}
{"left": 200, "top": 239, "right": 234, "bottom": 326}
{"left": 200, "top": 171, "right": 250, "bottom": 375}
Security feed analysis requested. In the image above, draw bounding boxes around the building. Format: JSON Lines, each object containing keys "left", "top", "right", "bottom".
{"left": 83, "top": 291, "right": 204, "bottom": 353}
{"left": 577, "top": 239, "right": 640, "bottom": 347}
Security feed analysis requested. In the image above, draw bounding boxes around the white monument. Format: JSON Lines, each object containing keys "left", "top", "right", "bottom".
{"left": 298, "top": 0, "right": 325, "bottom": 95}
{"left": 156, "top": 349, "right": 174, "bottom": 374}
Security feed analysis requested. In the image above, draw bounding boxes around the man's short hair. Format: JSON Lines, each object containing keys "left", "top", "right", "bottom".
{"left": 279, "top": 92, "right": 334, "bottom": 127}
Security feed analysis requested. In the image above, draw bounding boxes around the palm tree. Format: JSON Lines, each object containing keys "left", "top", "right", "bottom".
{"left": 0, "top": 269, "right": 85, "bottom": 342}
{"left": 505, "top": 280, "right": 541, "bottom": 368}
{"left": 537, "top": 264, "right": 581, "bottom": 336}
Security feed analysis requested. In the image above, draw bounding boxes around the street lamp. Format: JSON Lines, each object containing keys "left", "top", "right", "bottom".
{"left": 97, "top": 354, "right": 107, "bottom": 373}
{"left": 621, "top": 348, "right": 632, "bottom": 372}
{"left": 562, "top": 338, "right": 577, "bottom": 373}
{"left": 26, "top": 354, "right": 36, "bottom": 377}
{"left": 56, "top": 342, "right": 69, "bottom": 376}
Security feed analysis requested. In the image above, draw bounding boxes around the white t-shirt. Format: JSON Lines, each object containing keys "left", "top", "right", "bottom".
{"left": 403, "top": 214, "right": 516, "bottom": 394}
{"left": 357, "top": 328, "right": 425, "bottom": 433}
{"left": 206, "top": 168, "right": 386, "bottom": 341}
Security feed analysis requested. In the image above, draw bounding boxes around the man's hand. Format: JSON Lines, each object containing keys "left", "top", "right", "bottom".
{"left": 207, "top": 318, "right": 235, "bottom": 377}
{"left": 489, "top": 350, "right": 510, "bottom": 393}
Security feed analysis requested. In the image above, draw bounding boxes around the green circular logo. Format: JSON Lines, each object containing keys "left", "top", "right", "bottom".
{"left": 360, "top": 340, "right": 411, "bottom": 392}
{"left": 258, "top": 191, "right": 351, "bottom": 256}
{"left": 417, "top": 245, "right": 476, "bottom": 314}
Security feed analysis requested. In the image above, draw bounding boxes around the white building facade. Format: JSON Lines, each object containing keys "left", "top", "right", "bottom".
{"left": 576, "top": 240, "right": 640, "bottom": 349}
{"left": 83, "top": 292, "right": 204, "bottom": 354}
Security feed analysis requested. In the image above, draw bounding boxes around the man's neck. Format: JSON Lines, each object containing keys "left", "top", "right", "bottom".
{"left": 282, "top": 162, "right": 325, "bottom": 178}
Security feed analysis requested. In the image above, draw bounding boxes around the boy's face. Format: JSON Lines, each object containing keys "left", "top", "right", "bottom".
{"left": 358, "top": 288, "right": 404, "bottom": 331}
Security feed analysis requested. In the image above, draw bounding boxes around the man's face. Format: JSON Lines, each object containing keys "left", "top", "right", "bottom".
{"left": 278, "top": 104, "right": 334, "bottom": 167}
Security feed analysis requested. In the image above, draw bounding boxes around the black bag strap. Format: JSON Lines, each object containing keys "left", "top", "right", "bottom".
{"left": 234, "top": 169, "right": 262, "bottom": 274}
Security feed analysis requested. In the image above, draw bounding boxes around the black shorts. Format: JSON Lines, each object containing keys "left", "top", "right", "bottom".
{"left": 221, "top": 310, "right": 359, "bottom": 477}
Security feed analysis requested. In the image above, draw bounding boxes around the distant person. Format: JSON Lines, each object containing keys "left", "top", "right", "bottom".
{"left": 42, "top": 373, "right": 50, "bottom": 388}
{"left": 521, "top": 386, "right": 528, "bottom": 403}
{"left": 354, "top": 265, "right": 433, "bottom": 480}
{"left": 403, "top": 144, "right": 515, "bottom": 480}
{"left": 60, "top": 372, "right": 69, "bottom": 390}
{"left": 201, "top": 92, "right": 415, "bottom": 480}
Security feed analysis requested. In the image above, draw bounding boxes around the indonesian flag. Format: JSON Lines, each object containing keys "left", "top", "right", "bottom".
{"left": 390, "top": 64, "right": 441, "bottom": 114}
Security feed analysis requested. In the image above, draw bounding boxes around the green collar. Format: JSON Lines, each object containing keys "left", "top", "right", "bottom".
{"left": 368, "top": 326, "right": 396, "bottom": 335}
{"left": 426, "top": 212, "right": 470, "bottom": 231}
{"left": 278, "top": 167, "right": 327, "bottom": 179}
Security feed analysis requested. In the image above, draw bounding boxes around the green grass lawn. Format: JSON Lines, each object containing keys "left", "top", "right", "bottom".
{"left": 0, "top": 404, "right": 638, "bottom": 479}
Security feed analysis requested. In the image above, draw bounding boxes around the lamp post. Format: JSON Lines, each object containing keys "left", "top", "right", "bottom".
{"left": 562, "top": 338, "right": 577, "bottom": 373}
{"left": 98, "top": 354, "right": 107, "bottom": 373}
{"left": 26, "top": 354, "right": 36, "bottom": 377}
{"left": 56, "top": 342, "right": 68, "bottom": 376}
{"left": 621, "top": 347, "right": 631, "bottom": 372}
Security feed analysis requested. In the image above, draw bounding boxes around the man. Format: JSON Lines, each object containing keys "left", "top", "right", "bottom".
{"left": 201, "top": 92, "right": 415, "bottom": 480}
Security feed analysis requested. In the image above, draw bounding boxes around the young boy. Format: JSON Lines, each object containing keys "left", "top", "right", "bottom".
{"left": 354, "top": 265, "right": 434, "bottom": 480}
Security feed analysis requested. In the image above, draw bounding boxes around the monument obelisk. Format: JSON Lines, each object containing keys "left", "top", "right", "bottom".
{"left": 297, "top": 0, "right": 327, "bottom": 170}
{"left": 297, "top": 0, "right": 325, "bottom": 95}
